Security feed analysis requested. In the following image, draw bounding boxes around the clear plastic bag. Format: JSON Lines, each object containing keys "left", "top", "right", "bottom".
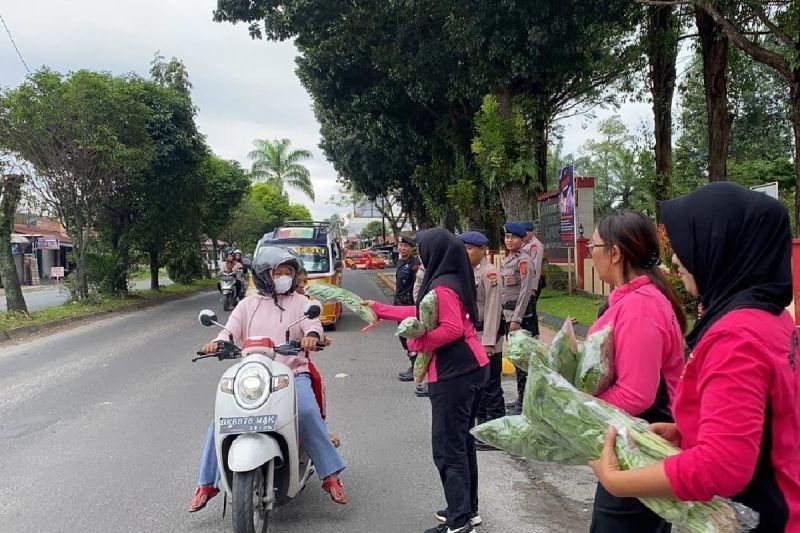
{"left": 305, "top": 282, "right": 378, "bottom": 323}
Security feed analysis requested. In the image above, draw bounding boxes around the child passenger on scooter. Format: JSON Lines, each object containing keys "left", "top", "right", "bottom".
{"left": 188, "top": 247, "right": 348, "bottom": 513}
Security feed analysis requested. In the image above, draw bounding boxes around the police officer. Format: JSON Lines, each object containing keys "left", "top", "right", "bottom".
{"left": 459, "top": 231, "right": 504, "bottom": 434}
{"left": 501, "top": 222, "right": 537, "bottom": 415}
{"left": 395, "top": 235, "right": 421, "bottom": 382}
{"left": 522, "top": 221, "right": 544, "bottom": 330}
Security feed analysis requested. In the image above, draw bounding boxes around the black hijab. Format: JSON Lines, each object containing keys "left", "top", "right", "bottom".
{"left": 661, "top": 182, "right": 792, "bottom": 348}
{"left": 416, "top": 228, "right": 479, "bottom": 322}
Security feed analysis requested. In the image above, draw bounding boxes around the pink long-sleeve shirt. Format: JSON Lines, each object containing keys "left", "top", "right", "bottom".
{"left": 215, "top": 293, "right": 324, "bottom": 375}
{"left": 373, "top": 286, "right": 489, "bottom": 383}
{"left": 586, "top": 275, "right": 685, "bottom": 416}
{"left": 663, "top": 309, "right": 800, "bottom": 532}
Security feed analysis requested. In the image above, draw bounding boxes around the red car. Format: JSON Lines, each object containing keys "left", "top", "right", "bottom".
{"left": 345, "top": 250, "right": 386, "bottom": 270}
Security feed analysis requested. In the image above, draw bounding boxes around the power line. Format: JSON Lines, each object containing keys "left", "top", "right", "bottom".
{"left": 0, "top": 11, "right": 31, "bottom": 74}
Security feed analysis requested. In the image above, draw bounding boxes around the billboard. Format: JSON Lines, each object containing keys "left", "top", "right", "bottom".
{"left": 558, "top": 165, "right": 576, "bottom": 245}
{"left": 353, "top": 200, "right": 382, "bottom": 219}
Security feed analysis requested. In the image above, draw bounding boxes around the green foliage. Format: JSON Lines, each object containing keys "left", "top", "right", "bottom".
{"left": 164, "top": 236, "right": 204, "bottom": 285}
{"left": 360, "top": 220, "right": 386, "bottom": 240}
{"left": 286, "top": 203, "right": 312, "bottom": 221}
{"left": 248, "top": 138, "right": 315, "bottom": 201}
{"left": 200, "top": 155, "right": 251, "bottom": 241}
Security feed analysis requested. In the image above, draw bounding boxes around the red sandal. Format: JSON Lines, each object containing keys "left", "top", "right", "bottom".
{"left": 322, "top": 476, "right": 348, "bottom": 505}
{"left": 188, "top": 484, "right": 219, "bottom": 513}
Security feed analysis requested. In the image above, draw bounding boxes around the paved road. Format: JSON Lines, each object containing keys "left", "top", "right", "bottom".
{"left": 0, "top": 271, "right": 592, "bottom": 532}
{"left": 0, "top": 279, "right": 172, "bottom": 312}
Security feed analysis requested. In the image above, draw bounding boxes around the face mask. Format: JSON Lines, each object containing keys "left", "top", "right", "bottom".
{"left": 273, "top": 275, "right": 293, "bottom": 294}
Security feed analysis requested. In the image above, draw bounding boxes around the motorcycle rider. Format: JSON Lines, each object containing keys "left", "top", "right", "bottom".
{"left": 217, "top": 249, "right": 245, "bottom": 301}
{"left": 188, "top": 246, "right": 348, "bottom": 513}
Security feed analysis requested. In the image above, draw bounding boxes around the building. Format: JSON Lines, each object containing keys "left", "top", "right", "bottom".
{"left": 12, "top": 215, "right": 73, "bottom": 284}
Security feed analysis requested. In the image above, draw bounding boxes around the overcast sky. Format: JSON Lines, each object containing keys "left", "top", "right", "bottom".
{"left": 0, "top": 0, "right": 656, "bottom": 224}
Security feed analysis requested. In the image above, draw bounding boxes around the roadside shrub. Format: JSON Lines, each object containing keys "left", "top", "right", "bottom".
{"left": 164, "top": 238, "right": 203, "bottom": 285}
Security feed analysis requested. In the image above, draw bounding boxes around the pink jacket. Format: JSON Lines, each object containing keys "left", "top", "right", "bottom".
{"left": 587, "top": 275, "right": 684, "bottom": 416}
{"left": 664, "top": 309, "right": 800, "bottom": 531}
{"left": 215, "top": 293, "right": 324, "bottom": 374}
{"left": 373, "top": 286, "right": 489, "bottom": 382}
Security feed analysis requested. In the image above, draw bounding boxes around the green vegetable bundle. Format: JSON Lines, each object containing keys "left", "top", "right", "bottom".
{"left": 506, "top": 320, "right": 613, "bottom": 395}
{"left": 410, "top": 291, "right": 438, "bottom": 383}
{"left": 474, "top": 340, "right": 758, "bottom": 532}
{"left": 397, "top": 317, "right": 425, "bottom": 339}
{"left": 305, "top": 282, "right": 378, "bottom": 324}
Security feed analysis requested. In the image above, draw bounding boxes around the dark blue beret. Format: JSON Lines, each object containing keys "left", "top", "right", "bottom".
{"left": 399, "top": 235, "right": 416, "bottom": 246}
{"left": 523, "top": 221, "right": 535, "bottom": 232}
{"left": 504, "top": 222, "right": 527, "bottom": 238}
{"left": 457, "top": 231, "right": 489, "bottom": 246}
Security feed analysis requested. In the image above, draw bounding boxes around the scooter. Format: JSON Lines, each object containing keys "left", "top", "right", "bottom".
{"left": 220, "top": 271, "right": 242, "bottom": 311}
{"left": 193, "top": 301, "right": 324, "bottom": 533}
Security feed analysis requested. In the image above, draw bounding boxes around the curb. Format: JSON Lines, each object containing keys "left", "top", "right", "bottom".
{"left": 537, "top": 311, "right": 590, "bottom": 338}
{"left": 0, "top": 287, "right": 215, "bottom": 344}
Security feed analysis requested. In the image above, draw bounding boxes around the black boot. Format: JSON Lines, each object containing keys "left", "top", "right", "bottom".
{"left": 398, "top": 353, "right": 416, "bottom": 382}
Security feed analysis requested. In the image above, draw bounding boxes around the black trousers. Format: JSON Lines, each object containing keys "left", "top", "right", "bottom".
{"left": 590, "top": 483, "right": 671, "bottom": 533}
{"left": 429, "top": 366, "right": 489, "bottom": 529}
{"left": 475, "top": 348, "right": 505, "bottom": 422}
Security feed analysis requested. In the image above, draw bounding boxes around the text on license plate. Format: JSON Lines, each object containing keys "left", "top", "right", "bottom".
{"left": 219, "top": 415, "right": 277, "bottom": 434}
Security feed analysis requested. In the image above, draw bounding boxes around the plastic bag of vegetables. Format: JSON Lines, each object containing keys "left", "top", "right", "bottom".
{"left": 305, "top": 282, "right": 378, "bottom": 324}
{"left": 574, "top": 324, "right": 614, "bottom": 395}
{"left": 397, "top": 317, "right": 426, "bottom": 339}
{"left": 546, "top": 319, "right": 581, "bottom": 384}
{"left": 505, "top": 330, "right": 549, "bottom": 372}
{"left": 489, "top": 354, "right": 758, "bottom": 532}
{"left": 411, "top": 291, "right": 438, "bottom": 383}
{"left": 471, "top": 415, "right": 585, "bottom": 465}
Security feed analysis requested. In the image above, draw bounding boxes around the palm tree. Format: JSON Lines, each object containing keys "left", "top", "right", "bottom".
{"left": 248, "top": 138, "right": 315, "bottom": 201}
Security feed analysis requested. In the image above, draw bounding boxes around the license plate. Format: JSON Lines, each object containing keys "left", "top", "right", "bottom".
{"left": 219, "top": 415, "right": 277, "bottom": 434}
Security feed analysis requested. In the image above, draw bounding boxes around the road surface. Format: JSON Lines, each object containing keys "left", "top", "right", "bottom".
{"left": 0, "top": 270, "right": 593, "bottom": 532}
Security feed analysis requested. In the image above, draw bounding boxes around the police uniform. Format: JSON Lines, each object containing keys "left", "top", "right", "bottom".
{"left": 395, "top": 236, "right": 420, "bottom": 382}
{"left": 501, "top": 222, "right": 537, "bottom": 413}
{"left": 459, "top": 231, "right": 505, "bottom": 423}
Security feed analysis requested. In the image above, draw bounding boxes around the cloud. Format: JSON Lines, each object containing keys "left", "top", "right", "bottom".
{"left": 0, "top": 0, "right": 347, "bottom": 220}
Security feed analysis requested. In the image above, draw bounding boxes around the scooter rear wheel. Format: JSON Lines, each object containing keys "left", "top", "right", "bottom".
{"left": 232, "top": 467, "right": 271, "bottom": 533}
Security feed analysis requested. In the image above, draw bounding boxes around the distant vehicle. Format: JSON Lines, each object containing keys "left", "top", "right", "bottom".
{"left": 345, "top": 250, "right": 386, "bottom": 270}
{"left": 370, "top": 249, "right": 393, "bottom": 268}
{"left": 254, "top": 221, "right": 344, "bottom": 329}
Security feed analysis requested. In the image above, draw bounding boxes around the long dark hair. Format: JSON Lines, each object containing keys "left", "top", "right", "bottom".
{"left": 597, "top": 209, "right": 687, "bottom": 333}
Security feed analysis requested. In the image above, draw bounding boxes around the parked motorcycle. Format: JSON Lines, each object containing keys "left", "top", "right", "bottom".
{"left": 193, "top": 301, "right": 324, "bottom": 533}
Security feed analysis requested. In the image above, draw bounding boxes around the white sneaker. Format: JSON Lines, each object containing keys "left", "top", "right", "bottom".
{"left": 434, "top": 509, "right": 482, "bottom": 526}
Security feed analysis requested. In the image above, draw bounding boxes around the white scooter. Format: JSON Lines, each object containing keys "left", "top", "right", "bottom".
{"left": 220, "top": 270, "right": 243, "bottom": 311}
{"left": 193, "top": 302, "right": 324, "bottom": 533}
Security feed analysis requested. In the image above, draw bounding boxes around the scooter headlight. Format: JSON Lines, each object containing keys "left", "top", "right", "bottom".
{"left": 234, "top": 362, "right": 270, "bottom": 409}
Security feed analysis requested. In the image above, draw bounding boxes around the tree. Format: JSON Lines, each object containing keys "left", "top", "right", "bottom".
{"left": 150, "top": 52, "right": 193, "bottom": 96}
{"left": 248, "top": 138, "right": 315, "bottom": 201}
{"left": 663, "top": 1, "right": 800, "bottom": 230}
{"left": 286, "top": 203, "right": 312, "bottom": 221}
{"left": 646, "top": 4, "right": 680, "bottom": 220}
{"left": 0, "top": 69, "right": 155, "bottom": 299}
{"left": 200, "top": 155, "right": 251, "bottom": 270}
{"left": 360, "top": 220, "right": 386, "bottom": 241}
{"left": 0, "top": 167, "right": 27, "bottom": 313}
{"left": 221, "top": 182, "right": 295, "bottom": 253}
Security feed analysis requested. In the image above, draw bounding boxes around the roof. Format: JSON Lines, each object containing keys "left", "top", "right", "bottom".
{"left": 13, "top": 218, "right": 72, "bottom": 244}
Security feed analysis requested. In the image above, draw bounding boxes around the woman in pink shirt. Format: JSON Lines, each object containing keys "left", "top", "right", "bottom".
{"left": 587, "top": 209, "right": 687, "bottom": 532}
{"left": 590, "top": 183, "right": 800, "bottom": 532}
{"left": 366, "top": 228, "right": 489, "bottom": 533}
{"left": 188, "top": 247, "right": 348, "bottom": 512}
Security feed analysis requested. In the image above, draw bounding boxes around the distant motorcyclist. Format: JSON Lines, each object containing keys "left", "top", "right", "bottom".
{"left": 217, "top": 249, "right": 245, "bottom": 300}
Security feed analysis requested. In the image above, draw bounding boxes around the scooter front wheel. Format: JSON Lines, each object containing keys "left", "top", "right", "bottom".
{"left": 232, "top": 467, "right": 271, "bottom": 533}
{"left": 223, "top": 293, "right": 233, "bottom": 312}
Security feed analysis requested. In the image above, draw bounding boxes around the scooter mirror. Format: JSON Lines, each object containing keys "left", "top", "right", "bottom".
{"left": 303, "top": 301, "right": 322, "bottom": 319}
{"left": 198, "top": 309, "right": 218, "bottom": 327}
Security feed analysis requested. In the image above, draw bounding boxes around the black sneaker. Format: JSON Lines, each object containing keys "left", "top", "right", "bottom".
{"left": 424, "top": 523, "right": 474, "bottom": 533}
{"left": 435, "top": 510, "right": 482, "bottom": 526}
{"left": 506, "top": 403, "right": 522, "bottom": 416}
{"left": 415, "top": 383, "right": 429, "bottom": 397}
{"left": 398, "top": 367, "right": 414, "bottom": 382}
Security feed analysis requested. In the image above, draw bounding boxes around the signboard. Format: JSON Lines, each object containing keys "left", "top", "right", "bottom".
{"left": 750, "top": 182, "right": 779, "bottom": 200}
{"left": 51, "top": 266, "right": 65, "bottom": 279}
{"left": 539, "top": 195, "right": 569, "bottom": 262}
{"left": 558, "top": 165, "right": 576, "bottom": 244}
{"left": 37, "top": 237, "right": 59, "bottom": 250}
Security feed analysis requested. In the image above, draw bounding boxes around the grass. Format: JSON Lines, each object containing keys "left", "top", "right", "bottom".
{"left": 0, "top": 278, "right": 217, "bottom": 333}
{"left": 129, "top": 266, "right": 168, "bottom": 281}
{"left": 536, "top": 290, "right": 607, "bottom": 327}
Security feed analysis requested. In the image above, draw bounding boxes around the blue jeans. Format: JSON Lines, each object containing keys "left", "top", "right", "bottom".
{"left": 197, "top": 373, "right": 346, "bottom": 487}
